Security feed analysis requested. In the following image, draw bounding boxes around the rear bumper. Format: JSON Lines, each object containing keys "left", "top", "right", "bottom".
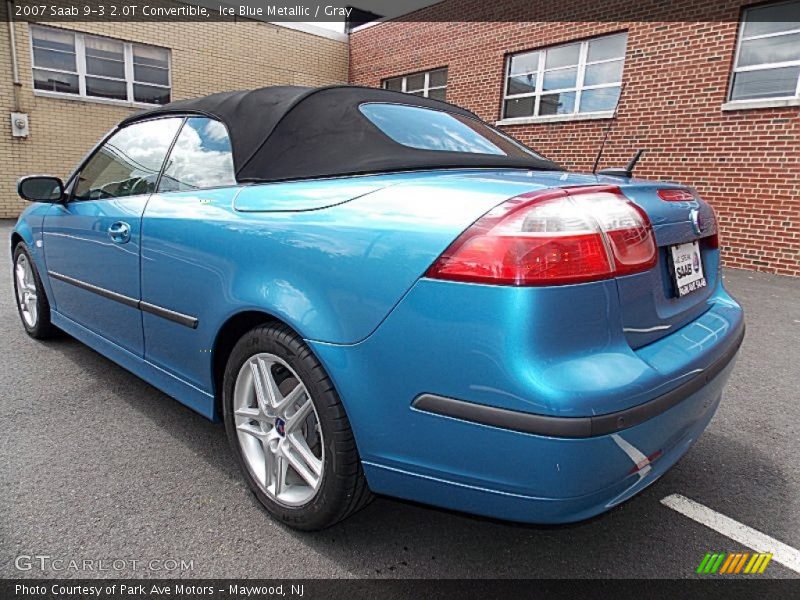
{"left": 411, "top": 323, "right": 744, "bottom": 438}
{"left": 366, "top": 358, "right": 732, "bottom": 523}
{"left": 309, "top": 276, "right": 744, "bottom": 523}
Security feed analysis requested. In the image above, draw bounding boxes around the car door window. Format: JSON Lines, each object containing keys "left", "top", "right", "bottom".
{"left": 158, "top": 117, "right": 236, "bottom": 192}
{"left": 73, "top": 117, "right": 182, "bottom": 201}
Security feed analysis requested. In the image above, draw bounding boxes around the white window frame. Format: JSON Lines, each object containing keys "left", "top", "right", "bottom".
{"left": 499, "top": 33, "right": 627, "bottom": 124}
{"left": 382, "top": 68, "right": 447, "bottom": 99}
{"left": 726, "top": 1, "right": 800, "bottom": 107}
{"left": 29, "top": 25, "right": 171, "bottom": 107}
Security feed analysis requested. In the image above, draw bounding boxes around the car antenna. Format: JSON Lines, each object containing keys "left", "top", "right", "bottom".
{"left": 597, "top": 148, "right": 647, "bottom": 178}
{"left": 591, "top": 82, "right": 626, "bottom": 175}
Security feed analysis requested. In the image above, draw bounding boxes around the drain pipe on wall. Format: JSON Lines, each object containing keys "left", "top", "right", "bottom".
{"left": 7, "top": 0, "right": 29, "bottom": 137}
{"left": 7, "top": 1, "right": 19, "bottom": 85}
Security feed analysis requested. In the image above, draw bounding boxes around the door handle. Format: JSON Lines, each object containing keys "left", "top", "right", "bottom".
{"left": 108, "top": 221, "right": 131, "bottom": 244}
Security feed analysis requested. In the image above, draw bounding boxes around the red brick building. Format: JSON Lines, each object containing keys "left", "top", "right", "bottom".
{"left": 349, "top": 0, "right": 800, "bottom": 276}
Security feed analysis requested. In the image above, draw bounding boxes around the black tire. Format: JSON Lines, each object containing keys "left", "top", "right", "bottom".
{"left": 223, "top": 323, "right": 372, "bottom": 530}
{"left": 12, "top": 243, "right": 55, "bottom": 340}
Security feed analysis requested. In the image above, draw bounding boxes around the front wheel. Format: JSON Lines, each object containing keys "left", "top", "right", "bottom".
{"left": 13, "top": 243, "right": 55, "bottom": 339}
{"left": 223, "top": 323, "right": 372, "bottom": 530}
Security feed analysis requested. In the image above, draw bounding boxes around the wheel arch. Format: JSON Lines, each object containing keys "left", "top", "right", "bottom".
{"left": 212, "top": 310, "right": 276, "bottom": 417}
{"left": 211, "top": 310, "right": 334, "bottom": 421}
{"left": 10, "top": 231, "right": 23, "bottom": 252}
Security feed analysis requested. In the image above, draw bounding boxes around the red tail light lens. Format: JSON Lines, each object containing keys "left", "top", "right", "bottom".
{"left": 657, "top": 188, "right": 696, "bottom": 202}
{"left": 706, "top": 204, "right": 720, "bottom": 249}
{"left": 426, "top": 186, "right": 657, "bottom": 286}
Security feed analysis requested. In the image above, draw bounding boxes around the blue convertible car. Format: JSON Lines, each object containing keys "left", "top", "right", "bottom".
{"left": 12, "top": 86, "right": 744, "bottom": 530}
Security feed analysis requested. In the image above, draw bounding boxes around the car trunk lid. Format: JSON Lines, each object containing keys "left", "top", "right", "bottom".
{"left": 612, "top": 182, "right": 719, "bottom": 348}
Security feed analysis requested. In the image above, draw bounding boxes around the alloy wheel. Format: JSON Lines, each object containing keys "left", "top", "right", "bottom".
{"left": 15, "top": 253, "right": 38, "bottom": 328}
{"left": 232, "top": 353, "right": 324, "bottom": 507}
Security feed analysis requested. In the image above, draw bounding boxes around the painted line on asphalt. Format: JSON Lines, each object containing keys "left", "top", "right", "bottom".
{"left": 661, "top": 494, "right": 800, "bottom": 574}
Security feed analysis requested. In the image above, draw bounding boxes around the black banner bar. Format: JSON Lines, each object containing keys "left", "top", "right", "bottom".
{"left": 2, "top": 579, "right": 799, "bottom": 600}
{"left": 2, "top": 0, "right": 798, "bottom": 24}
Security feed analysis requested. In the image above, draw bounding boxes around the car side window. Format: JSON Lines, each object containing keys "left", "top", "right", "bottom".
{"left": 158, "top": 117, "right": 236, "bottom": 192}
{"left": 72, "top": 117, "right": 182, "bottom": 201}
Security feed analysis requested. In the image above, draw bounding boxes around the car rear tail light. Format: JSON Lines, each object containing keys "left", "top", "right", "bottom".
{"left": 657, "top": 188, "right": 696, "bottom": 202}
{"left": 706, "top": 204, "right": 720, "bottom": 249}
{"left": 426, "top": 185, "right": 657, "bottom": 286}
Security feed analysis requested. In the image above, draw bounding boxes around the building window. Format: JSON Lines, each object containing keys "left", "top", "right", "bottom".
{"left": 382, "top": 68, "right": 448, "bottom": 101}
{"left": 502, "top": 33, "right": 628, "bottom": 120}
{"left": 31, "top": 25, "right": 171, "bottom": 105}
{"left": 729, "top": 1, "right": 800, "bottom": 102}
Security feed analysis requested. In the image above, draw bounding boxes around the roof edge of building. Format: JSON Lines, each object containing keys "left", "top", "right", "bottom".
{"left": 269, "top": 21, "right": 348, "bottom": 42}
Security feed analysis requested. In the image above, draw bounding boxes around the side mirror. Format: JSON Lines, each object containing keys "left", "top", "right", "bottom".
{"left": 17, "top": 175, "right": 65, "bottom": 203}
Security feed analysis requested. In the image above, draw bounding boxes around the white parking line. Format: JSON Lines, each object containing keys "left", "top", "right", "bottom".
{"left": 661, "top": 494, "right": 800, "bottom": 574}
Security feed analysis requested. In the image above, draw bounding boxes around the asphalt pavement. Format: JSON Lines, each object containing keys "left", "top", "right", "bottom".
{"left": 1, "top": 219, "right": 798, "bottom": 579}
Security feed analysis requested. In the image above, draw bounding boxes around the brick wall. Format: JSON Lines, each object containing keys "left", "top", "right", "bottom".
{"left": 0, "top": 12, "right": 348, "bottom": 219}
{"left": 350, "top": 2, "right": 800, "bottom": 276}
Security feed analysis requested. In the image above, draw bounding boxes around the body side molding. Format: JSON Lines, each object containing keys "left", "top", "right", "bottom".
{"left": 48, "top": 271, "right": 198, "bottom": 329}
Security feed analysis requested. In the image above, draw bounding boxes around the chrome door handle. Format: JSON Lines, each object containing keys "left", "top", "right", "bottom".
{"left": 108, "top": 221, "right": 131, "bottom": 244}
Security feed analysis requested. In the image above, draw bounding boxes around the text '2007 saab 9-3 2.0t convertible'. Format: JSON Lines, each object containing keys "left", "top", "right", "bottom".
{"left": 12, "top": 85, "right": 744, "bottom": 530}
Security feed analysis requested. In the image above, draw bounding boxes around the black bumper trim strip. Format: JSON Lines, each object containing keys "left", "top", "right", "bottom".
{"left": 48, "top": 271, "right": 198, "bottom": 329}
{"left": 412, "top": 324, "right": 745, "bottom": 438}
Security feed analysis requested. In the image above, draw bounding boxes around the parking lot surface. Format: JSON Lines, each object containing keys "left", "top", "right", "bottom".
{"left": 1, "top": 219, "right": 798, "bottom": 579}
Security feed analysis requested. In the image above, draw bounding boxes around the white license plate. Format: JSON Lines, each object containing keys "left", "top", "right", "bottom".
{"left": 670, "top": 241, "right": 707, "bottom": 297}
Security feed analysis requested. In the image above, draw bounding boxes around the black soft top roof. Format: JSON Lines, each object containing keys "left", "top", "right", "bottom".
{"left": 121, "top": 85, "right": 561, "bottom": 183}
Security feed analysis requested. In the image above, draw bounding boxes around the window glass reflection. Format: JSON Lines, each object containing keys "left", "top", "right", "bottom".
{"left": 159, "top": 118, "right": 236, "bottom": 192}
{"left": 74, "top": 118, "right": 182, "bottom": 200}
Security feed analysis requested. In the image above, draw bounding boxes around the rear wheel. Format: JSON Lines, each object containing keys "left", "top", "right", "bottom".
{"left": 223, "top": 323, "right": 372, "bottom": 530}
{"left": 13, "top": 243, "right": 55, "bottom": 339}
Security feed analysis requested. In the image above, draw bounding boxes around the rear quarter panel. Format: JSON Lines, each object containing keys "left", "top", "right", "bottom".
{"left": 139, "top": 171, "right": 541, "bottom": 393}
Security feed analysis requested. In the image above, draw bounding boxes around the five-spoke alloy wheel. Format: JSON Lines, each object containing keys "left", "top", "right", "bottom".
{"left": 233, "top": 352, "right": 324, "bottom": 507}
{"left": 223, "top": 323, "right": 372, "bottom": 530}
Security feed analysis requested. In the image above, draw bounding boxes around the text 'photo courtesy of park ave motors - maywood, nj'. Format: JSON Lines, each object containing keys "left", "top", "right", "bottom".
{"left": 14, "top": 583, "right": 306, "bottom": 597}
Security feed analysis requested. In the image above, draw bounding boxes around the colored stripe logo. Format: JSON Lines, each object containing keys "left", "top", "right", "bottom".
{"left": 696, "top": 552, "right": 773, "bottom": 574}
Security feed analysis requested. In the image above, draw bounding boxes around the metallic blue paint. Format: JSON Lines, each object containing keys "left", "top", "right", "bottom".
{"left": 11, "top": 166, "right": 744, "bottom": 523}
{"left": 45, "top": 198, "right": 147, "bottom": 355}
{"left": 308, "top": 272, "right": 742, "bottom": 523}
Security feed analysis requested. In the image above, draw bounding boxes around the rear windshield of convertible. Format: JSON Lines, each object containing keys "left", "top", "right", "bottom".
{"left": 359, "top": 102, "right": 544, "bottom": 159}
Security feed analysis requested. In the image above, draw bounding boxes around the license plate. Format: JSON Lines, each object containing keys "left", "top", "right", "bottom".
{"left": 670, "top": 241, "right": 706, "bottom": 297}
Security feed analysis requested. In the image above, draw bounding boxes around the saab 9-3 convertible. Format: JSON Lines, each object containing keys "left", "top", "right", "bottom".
{"left": 12, "top": 86, "right": 743, "bottom": 530}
